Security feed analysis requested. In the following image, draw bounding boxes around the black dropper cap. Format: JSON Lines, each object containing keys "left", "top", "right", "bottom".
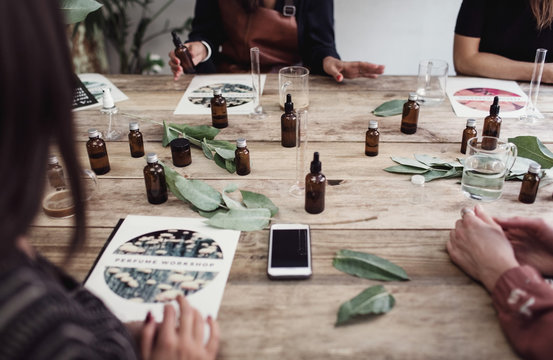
{"left": 171, "top": 31, "right": 183, "bottom": 47}
{"left": 310, "top": 152, "right": 321, "bottom": 173}
{"left": 489, "top": 96, "right": 500, "bottom": 116}
{"left": 285, "top": 94, "right": 294, "bottom": 113}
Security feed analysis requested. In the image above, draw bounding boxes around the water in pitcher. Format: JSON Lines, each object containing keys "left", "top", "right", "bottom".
{"left": 461, "top": 155, "right": 507, "bottom": 201}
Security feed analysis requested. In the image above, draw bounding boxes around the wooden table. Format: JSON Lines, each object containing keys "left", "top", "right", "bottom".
{"left": 30, "top": 75, "right": 553, "bottom": 359}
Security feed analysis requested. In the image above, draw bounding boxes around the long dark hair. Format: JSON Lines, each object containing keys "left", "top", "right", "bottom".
{"left": 0, "top": 0, "right": 85, "bottom": 259}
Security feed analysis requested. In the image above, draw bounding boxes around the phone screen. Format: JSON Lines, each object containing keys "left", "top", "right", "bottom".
{"left": 271, "top": 229, "right": 309, "bottom": 268}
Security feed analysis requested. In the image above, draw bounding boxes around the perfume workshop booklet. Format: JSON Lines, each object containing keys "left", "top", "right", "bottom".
{"left": 174, "top": 74, "right": 266, "bottom": 115}
{"left": 446, "top": 77, "right": 530, "bottom": 118}
{"left": 85, "top": 215, "right": 240, "bottom": 322}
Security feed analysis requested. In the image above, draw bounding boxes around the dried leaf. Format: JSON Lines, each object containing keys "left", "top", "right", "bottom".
{"left": 333, "top": 249, "right": 409, "bottom": 281}
{"left": 335, "top": 285, "right": 395, "bottom": 326}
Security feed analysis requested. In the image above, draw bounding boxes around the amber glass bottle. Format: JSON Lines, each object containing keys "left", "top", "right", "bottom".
{"left": 47, "top": 155, "right": 66, "bottom": 190}
{"left": 211, "top": 88, "right": 228, "bottom": 128}
{"left": 171, "top": 31, "right": 195, "bottom": 74}
{"left": 365, "top": 120, "right": 380, "bottom": 156}
{"left": 128, "top": 121, "right": 145, "bottom": 158}
{"left": 235, "top": 138, "right": 251, "bottom": 176}
{"left": 482, "top": 96, "right": 501, "bottom": 150}
{"left": 86, "top": 129, "right": 110, "bottom": 175}
{"left": 143, "top": 153, "right": 168, "bottom": 204}
{"left": 519, "top": 163, "right": 541, "bottom": 204}
{"left": 460, "top": 119, "right": 477, "bottom": 154}
{"left": 401, "top": 92, "right": 420, "bottom": 134}
{"left": 281, "top": 94, "right": 297, "bottom": 147}
{"left": 305, "top": 152, "right": 326, "bottom": 214}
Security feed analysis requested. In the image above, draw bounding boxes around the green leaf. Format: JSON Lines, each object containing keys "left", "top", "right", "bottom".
{"left": 207, "top": 208, "right": 271, "bottom": 231}
{"left": 336, "top": 285, "right": 395, "bottom": 326}
{"left": 160, "top": 162, "right": 187, "bottom": 202}
{"left": 509, "top": 156, "right": 538, "bottom": 177}
{"left": 60, "top": 0, "right": 102, "bottom": 24}
{"left": 214, "top": 154, "right": 231, "bottom": 173}
{"left": 414, "top": 154, "right": 461, "bottom": 169}
{"left": 422, "top": 169, "right": 450, "bottom": 182}
{"left": 201, "top": 140, "right": 214, "bottom": 160}
{"left": 333, "top": 249, "right": 409, "bottom": 281}
{"left": 371, "top": 100, "right": 405, "bottom": 117}
{"left": 198, "top": 208, "right": 228, "bottom": 218}
{"left": 215, "top": 148, "right": 236, "bottom": 161}
{"left": 222, "top": 184, "right": 245, "bottom": 210}
{"left": 162, "top": 121, "right": 180, "bottom": 147}
{"left": 205, "top": 139, "right": 237, "bottom": 151}
{"left": 240, "top": 190, "right": 279, "bottom": 217}
{"left": 390, "top": 157, "right": 430, "bottom": 169}
{"left": 508, "top": 136, "right": 553, "bottom": 169}
{"left": 225, "top": 159, "right": 236, "bottom": 173}
{"left": 169, "top": 123, "right": 220, "bottom": 141}
{"left": 384, "top": 165, "right": 428, "bottom": 175}
{"left": 174, "top": 178, "right": 222, "bottom": 212}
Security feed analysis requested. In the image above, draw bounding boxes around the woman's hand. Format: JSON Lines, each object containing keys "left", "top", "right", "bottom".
{"left": 141, "top": 295, "right": 219, "bottom": 360}
{"left": 322, "top": 56, "right": 385, "bottom": 82}
{"left": 495, "top": 216, "right": 553, "bottom": 276}
{"left": 168, "top": 41, "right": 208, "bottom": 80}
{"left": 447, "top": 205, "right": 519, "bottom": 292}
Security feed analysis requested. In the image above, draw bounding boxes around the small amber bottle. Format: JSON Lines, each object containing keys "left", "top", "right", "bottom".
{"left": 235, "top": 138, "right": 251, "bottom": 176}
{"left": 460, "top": 119, "right": 477, "bottom": 154}
{"left": 211, "top": 88, "right": 228, "bottom": 129}
{"left": 170, "top": 138, "right": 192, "bottom": 167}
{"left": 482, "top": 96, "right": 501, "bottom": 150}
{"left": 171, "top": 31, "right": 195, "bottom": 74}
{"left": 305, "top": 152, "right": 326, "bottom": 214}
{"left": 143, "top": 153, "right": 168, "bottom": 205}
{"left": 365, "top": 120, "right": 380, "bottom": 156}
{"left": 47, "top": 155, "right": 66, "bottom": 190}
{"left": 128, "top": 121, "right": 145, "bottom": 158}
{"left": 86, "top": 129, "right": 111, "bottom": 175}
{"left": 401, "top": 92, "right": 420, "bottom": 134}
{"left": 281, "top": 94, "right": 297, "bottom": 147}
{"left": 519, "top": 163, "right": 541, "bottom": 204}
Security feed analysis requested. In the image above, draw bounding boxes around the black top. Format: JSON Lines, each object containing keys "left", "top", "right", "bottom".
{"left": 0, "top": 251, "right": 138, "bottom": 360}
{"left": 455, "top": 0, "right": 553, "bottom": 62}
{"left": 188, "top": 0, "right": 340, "bottom": 75}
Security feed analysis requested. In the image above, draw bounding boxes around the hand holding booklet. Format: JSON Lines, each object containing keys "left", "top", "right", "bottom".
{"left": 84, "top": 215, "right": 240, "bottom": 323}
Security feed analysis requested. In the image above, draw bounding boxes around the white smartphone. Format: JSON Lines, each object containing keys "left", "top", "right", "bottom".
{"left": 267, "top": 224, "right": 312, "bottom": 280}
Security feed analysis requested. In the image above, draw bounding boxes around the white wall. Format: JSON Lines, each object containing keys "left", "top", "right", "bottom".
{"left": 126, "top": 0, "right": 463, "bottom": 75}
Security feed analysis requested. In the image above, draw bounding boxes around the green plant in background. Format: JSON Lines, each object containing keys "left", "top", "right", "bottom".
{"left": 82, "top": 0, "right": 192, "bottom": 74}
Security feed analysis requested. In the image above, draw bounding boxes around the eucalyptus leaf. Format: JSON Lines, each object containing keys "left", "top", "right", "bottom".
{"left": 214, "top": 153, "right": 230, "bottom": 172}
{"left": 333, "top": 249, "right": 409, "bottom": 281}
{"left": 422, "top": 169, "right": 450, "bottom": 182}
{"left": 198, "top": 208, "right": 229, "bottom": 218}
{"left": 372, "top": 100, "right": 405, "bottom": 117}
{"left": 201, "top": 140, "right": 214, "bottom": 160}
{"left": 390, "top": 157, "right": 430, "bottom": 169}
{"left": 240, "top": 190, "right": 279, "bottom": 217}
{"left": 162, "top": 121, "right": 180, "bottom": 147}
{"left": 540, "top": 169, "right": 553, "bottom": 188}
{"left": 207, "top": 208, "right": 271, "bottom": 231}
{"left": 161, "top": 163, "right": 188, "bottom": 202}
{"left": 206, "top": 139, "right": 237, "bottom": 151}
{"left": 222, "top": 184, "right": 245, "bottom": 210}
{"left": 336, "top": 285, "right": 395, "bottom": 326}
{"left": 510, "top": 156, "right": 538, "bottom": 177}
{"left": 215, "top": 148, "right": 236, "bottom": 160}
{"left": 169, "top": 123, "right": 219, "bottom": 141}
{"left": 60, "top": 0, "right": 102, "bottom": 24}
{"left": 225, "top": 159, "right": 237, "bottom": 173}
{"left": 508, "top": 136, "right": 553, "bottom": 168}
{"left": 174, "top": 178, "right": 222, "bottom": 212}
{"left": 414, "top": 154, "right": 461, "bottom": 169}
{"left": 384, "top": 165, "right": 428, "bottom": 175}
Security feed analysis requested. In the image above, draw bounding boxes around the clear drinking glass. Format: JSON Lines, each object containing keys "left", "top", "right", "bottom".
{"left": 416, "top": 59, "right": 448, "bottom": 105}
